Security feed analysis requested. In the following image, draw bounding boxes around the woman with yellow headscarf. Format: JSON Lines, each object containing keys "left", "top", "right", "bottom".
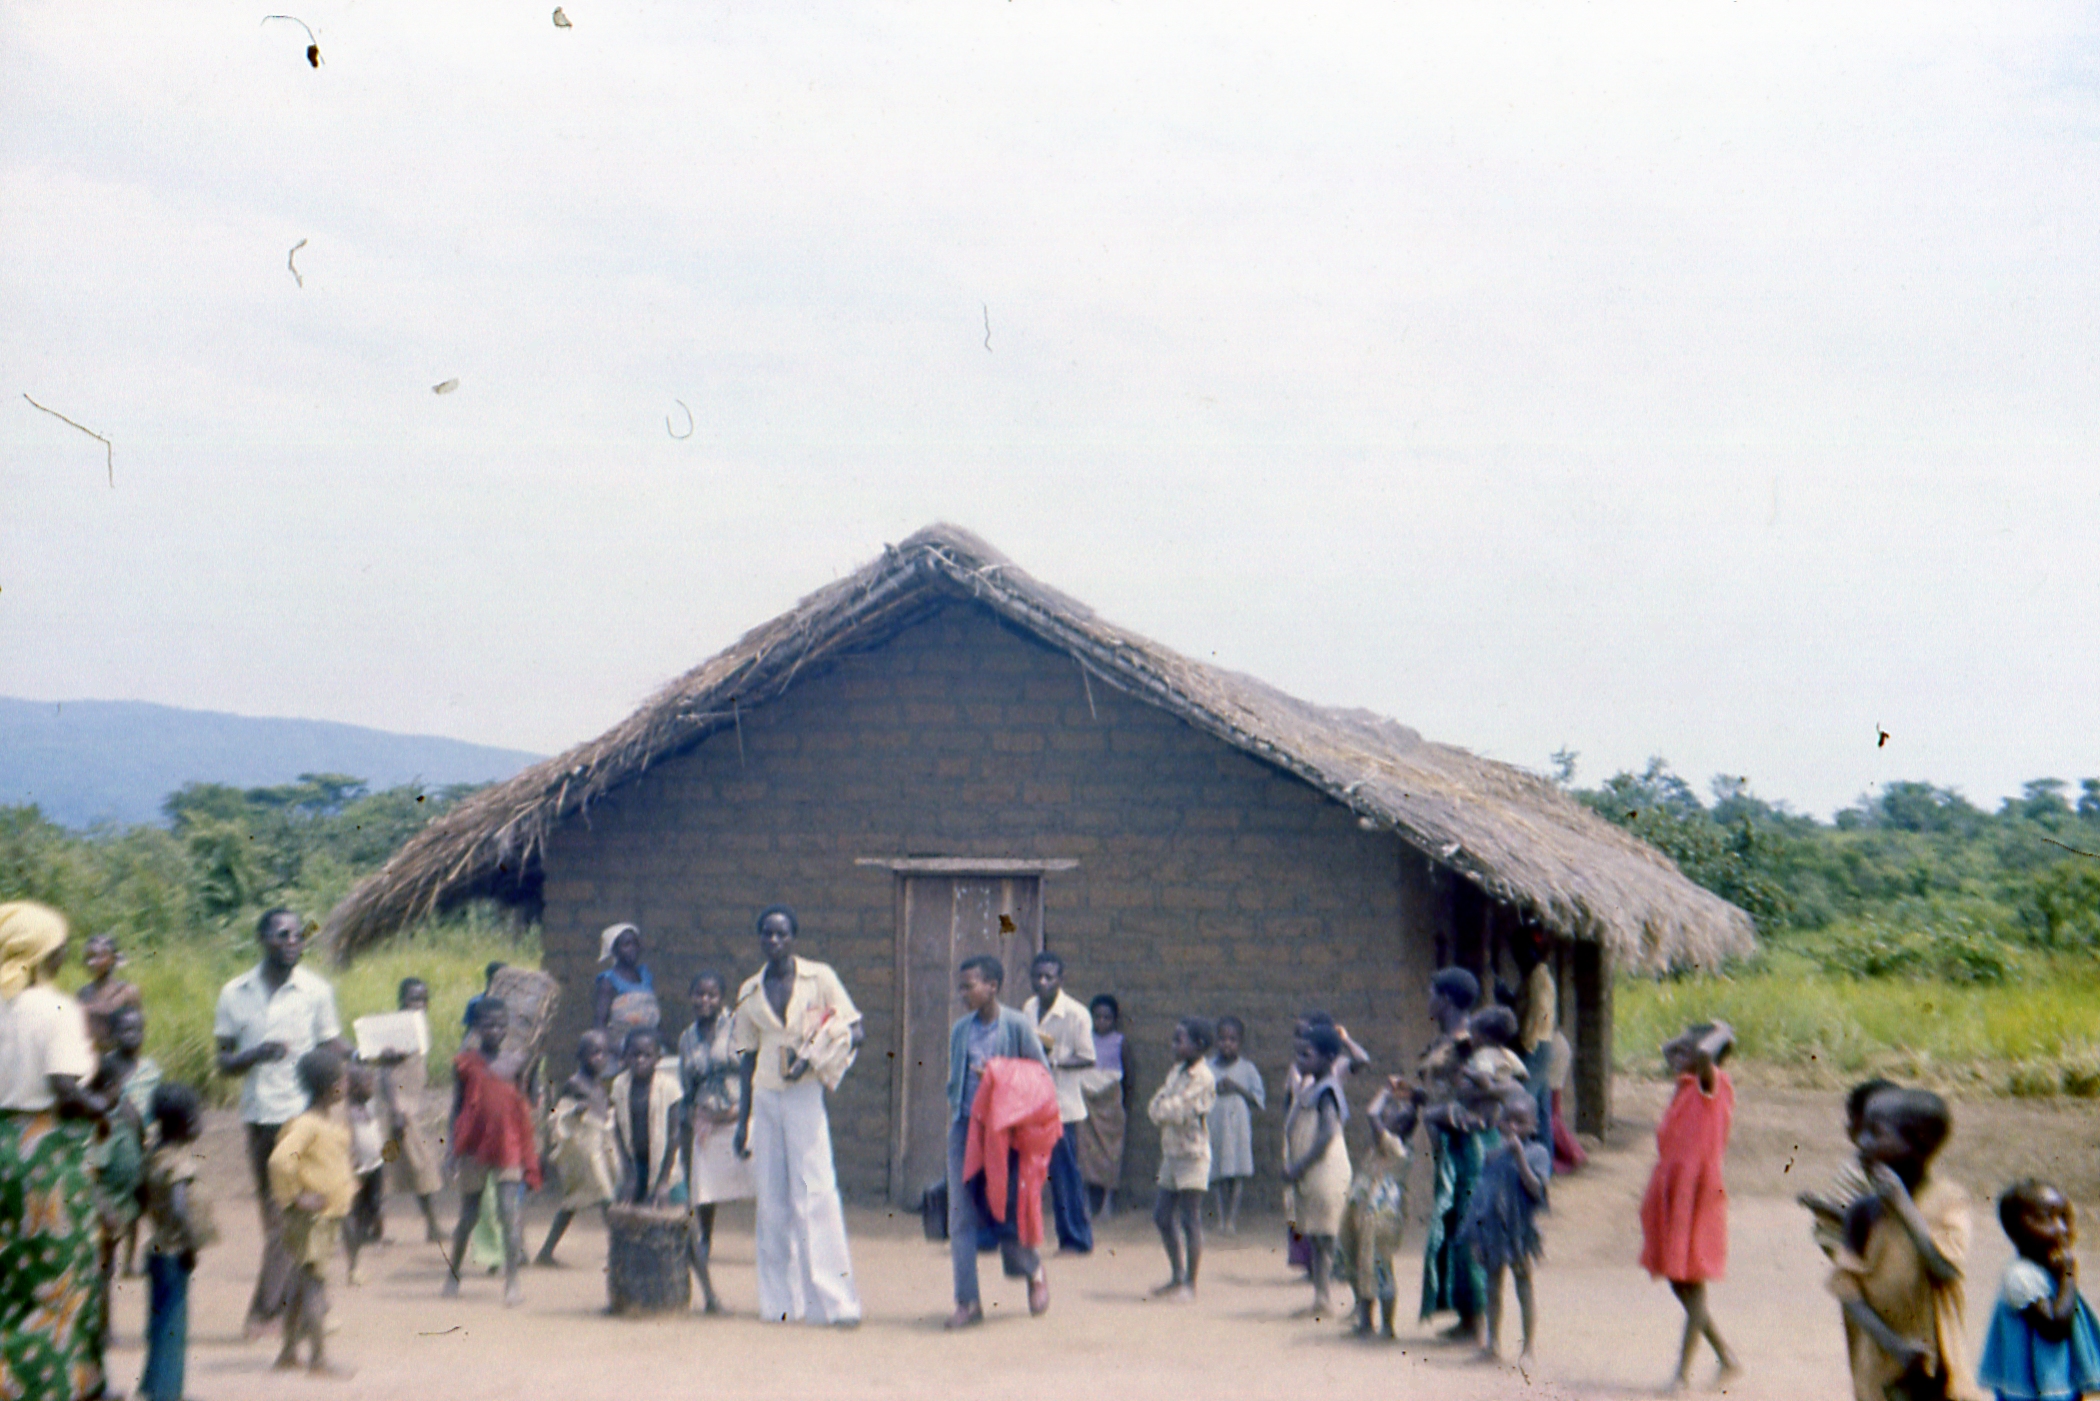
{"left": 0, "top": 900, "right": 113, "bottom": 1400}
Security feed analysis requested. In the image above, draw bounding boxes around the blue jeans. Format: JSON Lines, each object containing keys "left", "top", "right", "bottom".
{"left": 949, "top": 1118, "right": 1039, "bottom": 1307}
{"left": 1048, "top": 1124, "right": 1093, "bottom": 1252}
{"left": 141, "top": 1251, "right": 189, "bottom": 1401}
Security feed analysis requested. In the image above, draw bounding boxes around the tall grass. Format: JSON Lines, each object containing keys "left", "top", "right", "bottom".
{"left": 114, "top": 909, "right": 537, "bottom": 1105}
{"left": 1616, "top": 951, "right": 2100, "bottom": 1096}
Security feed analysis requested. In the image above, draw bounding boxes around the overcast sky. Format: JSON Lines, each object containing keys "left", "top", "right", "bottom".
{"left": 4, "top": 2, "right": 2096, "bottom": 819}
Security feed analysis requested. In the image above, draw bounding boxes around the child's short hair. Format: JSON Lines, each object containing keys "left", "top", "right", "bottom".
{"left": 1845, "top": 1077, "right": 1898, "bottom": 1128}
{"left": 959, "top": 954, "right": 1004, "bottom": 989}
{"left": 484, "top": 961, "right": 506, "bottom": 984}
{"left": 756, "top": 904, "right": 798, "bottom": 935}
{"left": 1871, "top": 1087, "right": 1951, "bottom": 1161}
{"left": 397, "top": 976, "right": 428, "bottom": 1004}
{"left": 468, "top": 995, "right": 508, "bottom": 1027}
{"left": 1177, "top": 1017, "right": 1215, "bottom": 1053}
{"left": 1495, "top": 1085, "right": 1538, "bottom": 1127}
{"left": 622, "top": 1027, "right": 662, "bottom": 1059}
{"left": 1300, "top": 1023, "right": 1343, "bottom": 1061}
{"left": 150, "top": 1082, "right": 203, "bottom": 1142}
{"left": 577, "top": 1029, "right": 612, "bottom": 1067}
{"left": 1215, "top": 1015, "right": 1245, "bottom": 1041}
{"left": 1089, "top": 993, "right": 1120, "bottom": 1022}
{"left": 296, "top": 1047, "right": 344, "bottom": 1101}
{"left": 346, "top": 1062, "right": 377, "bottom": 1099}
{"left": 1997, "top": 1179, "right": 2066, "bottom": 1246}
{"left": 689, "top": 970, "right": 726, "bottom": 996}
{"left": 1031, "top": 950, "right": 1065, "bottom": 974}
{"left": 1469, "top": 1006, "right": 1519, "bottom": 1048}
{"left": 1430, "top": 967, "right": 1480, "bottom": 1011}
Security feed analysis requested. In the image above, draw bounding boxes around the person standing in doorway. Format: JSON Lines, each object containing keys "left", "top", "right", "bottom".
{"left": 212, "top": 909, "right": 343, "bottom": 1342}
{"left": 731, "top": 905, "right": 865, "bottom": 1326}
{"left": 1021, "top": 951, "right": 1095, "bottom": 1254}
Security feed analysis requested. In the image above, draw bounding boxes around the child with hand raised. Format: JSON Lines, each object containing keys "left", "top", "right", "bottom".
{"left": 1459, "top": 1088, "right": 1550, "bottom": 1368}
{"left": 1337, "top": 1077, "right": 1418, "bottom": 1338}
{"left": 1978, "top": 1179, "right": 2098, "bottom": 1401}
{"left": 1830, "top": 1085, "right": 1976, "bottom": 1401}
{"left": 1639, "top": 1021, "right": 1744, "bottom": 1394}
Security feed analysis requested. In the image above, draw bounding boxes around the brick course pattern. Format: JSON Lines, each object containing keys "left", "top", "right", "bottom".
{"left": 541, "top": 600, "right": 1452, "bottom": 1202}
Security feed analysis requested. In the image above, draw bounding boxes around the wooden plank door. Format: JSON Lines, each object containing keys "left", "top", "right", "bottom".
{"left": 891, "top": 874, "right": 1043, "bottom": 1206}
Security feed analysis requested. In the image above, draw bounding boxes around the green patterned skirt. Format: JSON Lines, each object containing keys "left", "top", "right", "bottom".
{"left": 0, "top": 1110, "right": 100, "bottom": 1401}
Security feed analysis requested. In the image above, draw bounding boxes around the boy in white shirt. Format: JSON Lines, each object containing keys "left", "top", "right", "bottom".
{"left": 1021, "top": 952, "right": 1096, "bottom": 1254}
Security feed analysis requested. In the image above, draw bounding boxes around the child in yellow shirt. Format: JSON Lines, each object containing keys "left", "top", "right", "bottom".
{"left": 268, "top": 1048, "right": 354, "bottom": 1375}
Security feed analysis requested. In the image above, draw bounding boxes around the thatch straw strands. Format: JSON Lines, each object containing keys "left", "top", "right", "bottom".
{"left": 320, "top": 524, "right": 1754, "bottom": 973}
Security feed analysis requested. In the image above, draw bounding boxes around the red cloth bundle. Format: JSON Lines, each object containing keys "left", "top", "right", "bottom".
{"left": 963, "top": 1057, "right": 1062, "bottom": 1249}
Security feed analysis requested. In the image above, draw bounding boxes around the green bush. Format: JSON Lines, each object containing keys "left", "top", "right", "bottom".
{"left": 1796, "top": 904, "right": 2021, "bottom": 985}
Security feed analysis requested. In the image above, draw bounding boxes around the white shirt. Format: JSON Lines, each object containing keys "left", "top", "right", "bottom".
{"left": 0, "top": 985, "right": 96, "bottom": 1111}
{"left": 1021, "top": 990, "right": 1096, "bottom": 1125}
{"left": 213, "top": 963, "right": 342, "bottom": 1124}
{"left": 729, "top": 958, "right": 860, "bottom": 1095}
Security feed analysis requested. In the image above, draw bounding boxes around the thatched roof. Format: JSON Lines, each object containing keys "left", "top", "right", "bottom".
{"left": 321, "top": 524, "right": 1754, "bottom": 972}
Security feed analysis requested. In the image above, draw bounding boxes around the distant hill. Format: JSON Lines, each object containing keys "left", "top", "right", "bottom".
{"left": 0, "top": 698, "right": 541, "bottom": 829}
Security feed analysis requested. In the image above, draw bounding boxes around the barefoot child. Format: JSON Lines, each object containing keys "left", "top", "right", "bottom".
{"left": 138, "top": 1084, "right": 218, "bottom": 1401}
{"left": 679, "top": 972, "right": 753, "bottom": 1312}
{"left": 537, "top": 1030, "right": 619, "bottom": 1265}
{"left": 1337, "top": 1079, "right": 1418, "bottom": 1337}
{"left": 444, "top": 998, "right": 541, "bottom": 1307}
{"left": 1206, "top": 1016, "right": 1264, "bottom": 1236}
{"left": 1077, "top": 995, "right": 1130, "bottom": 1218}
{"left": 373, "top": 978, "right": 444, "bottom": 1244}
{"left": 1829, "top": 1086, "right": 1976, "bottom": 1401}
{"left": 1979, "top": 1179, "right": 2100, "bottom": 1401}
{"left": 1282, "top": 1022, "right": 1352, "bottom": 1318}
{"left": 267, "top": 1048, "right": 353, "bottom": 1375}
{"left": 342, "top": 1064, "right": 384, "bottom": 1284}
{"left": 1148, "top": 1016, "right": 1216, "bottom": 1300}
{"left": 1639, "top": 1021, "right": 1742, "bottom": 1393}
{"left": 1460, "top": 1089, "right": 1550, "bottom": 1366}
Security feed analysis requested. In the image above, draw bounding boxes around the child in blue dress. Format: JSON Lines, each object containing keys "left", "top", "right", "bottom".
{"left": 1980, "top": 1178, "right": 2100, "bottom": 1401}
{"left": 1459, "top": 1088, "right": 1550, "bottom": 1369}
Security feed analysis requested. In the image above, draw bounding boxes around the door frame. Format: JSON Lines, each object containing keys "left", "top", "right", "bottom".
{"left": 856, "top": 857, "right": 1076, "bottom": 1205}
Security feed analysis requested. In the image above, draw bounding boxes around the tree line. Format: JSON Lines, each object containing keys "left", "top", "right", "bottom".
{"left": 1560, "top": 752, "right": 2100, "bottom": 983}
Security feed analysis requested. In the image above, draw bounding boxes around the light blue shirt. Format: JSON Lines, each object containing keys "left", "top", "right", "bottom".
{"left": 212, "top": 962, "right": 341, "bottom": 1124}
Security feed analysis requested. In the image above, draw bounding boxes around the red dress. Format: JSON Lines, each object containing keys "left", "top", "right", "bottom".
{"left": 452, "top": 1048, "right": 543, "bottom": 1189}
{"left": 1638, "top": 1070, "right": 1732, "bottom": 1282}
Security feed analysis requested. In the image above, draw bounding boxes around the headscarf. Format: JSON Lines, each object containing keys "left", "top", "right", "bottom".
{"left": 0, "top": 901, "right": 69, "bottom": 1001}
{"left": 598, "top": 922, "right": 640, "bottom": 965}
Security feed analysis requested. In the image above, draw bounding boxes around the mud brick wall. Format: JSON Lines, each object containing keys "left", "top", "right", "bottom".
{"left": 537, "top": 598, "right": 1444, "bottom": 1203}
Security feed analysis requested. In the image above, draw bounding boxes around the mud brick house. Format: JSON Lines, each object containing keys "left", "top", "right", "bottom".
{"left": 324, "top": 525, "right": 1752, "bottom": 1206}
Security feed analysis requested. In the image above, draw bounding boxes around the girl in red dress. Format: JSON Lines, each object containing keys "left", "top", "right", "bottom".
{"left": 1639, "top": 1021, "right": 1743, "bottom": 1394}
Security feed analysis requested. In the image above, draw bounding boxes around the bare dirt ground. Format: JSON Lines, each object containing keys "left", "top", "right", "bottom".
{"left": 102, "top": 1081, "right": 2095, "bottom": 1401}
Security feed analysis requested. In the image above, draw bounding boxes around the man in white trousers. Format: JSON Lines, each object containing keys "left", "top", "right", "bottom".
{"left": 732, "top": 904, "right": 865, "bottom": 1325}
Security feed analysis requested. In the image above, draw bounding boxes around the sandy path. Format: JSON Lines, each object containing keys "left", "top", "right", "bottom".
{"left": 98, "top": 1082, "right": 2089, "bottom": 1400}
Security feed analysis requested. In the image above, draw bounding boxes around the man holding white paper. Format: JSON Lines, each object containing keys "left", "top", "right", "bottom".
{"left": 731, "top": 905, "right": 864, "bottom": 1326}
